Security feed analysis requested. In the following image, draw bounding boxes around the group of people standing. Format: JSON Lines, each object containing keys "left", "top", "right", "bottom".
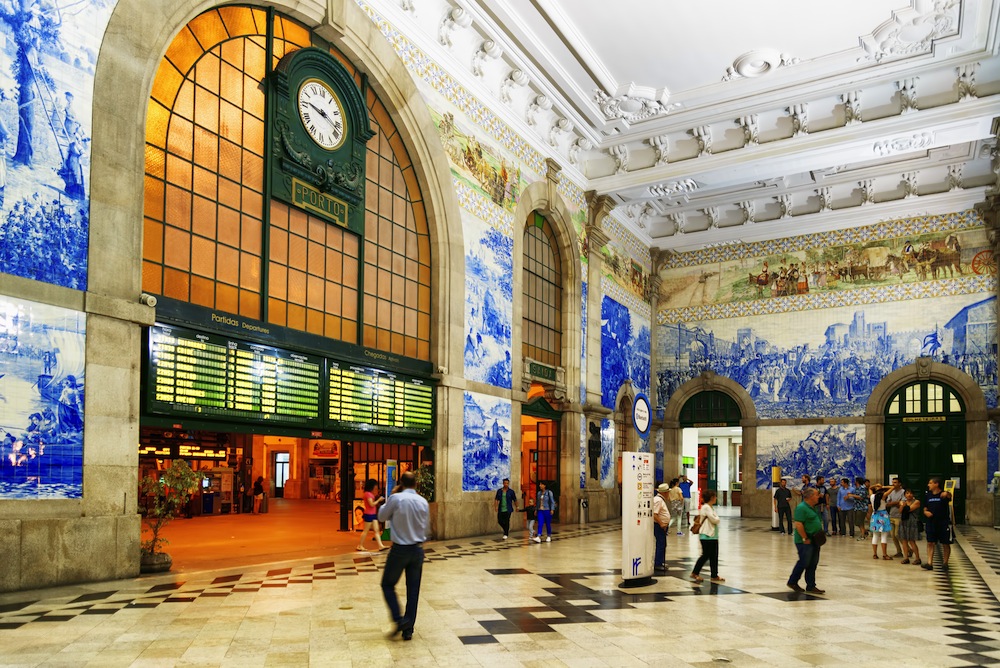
{"left": 784, "top": 474, "right": 955, "bottom": 594}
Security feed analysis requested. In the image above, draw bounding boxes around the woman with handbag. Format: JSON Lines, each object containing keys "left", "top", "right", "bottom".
{"left": 689, "top": 490, "right": 724, "bottom": 583}
{"left": 787, "top": 487, "right": 825, "bottom": 593}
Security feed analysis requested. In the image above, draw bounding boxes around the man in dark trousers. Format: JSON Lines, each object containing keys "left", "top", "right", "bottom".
{"left": 774, "top": 478, "right": 793, "bottom": 534}
{"left": 787, "top": 487, "right": 825, "bottom": 593}
{"left": 494, "top": 478, "right": 517, "bottom": 539}
{"left": 379, "top": 471, "right": 430, "bottom": 641}
{"left": 922, "top": 476, "right": 952, "bottom": 572}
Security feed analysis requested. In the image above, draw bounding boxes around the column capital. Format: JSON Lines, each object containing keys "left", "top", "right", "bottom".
{"left": 545, "top": 158, "right": 562, "bottom": 184}
{"left": 977, "top": 194, "right": 1000, "bottom": 253}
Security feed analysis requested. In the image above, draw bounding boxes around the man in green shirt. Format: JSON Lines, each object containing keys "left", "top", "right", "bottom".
{"left": 787, "top": 487, "right": 825, "bottom": 594}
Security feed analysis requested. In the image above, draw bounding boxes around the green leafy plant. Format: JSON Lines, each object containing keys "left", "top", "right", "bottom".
{"left": 415, "top": 463, "right": 435, "bottom": 501}
{"left": 139, "top": 460, "right": 202, "bottom": 556}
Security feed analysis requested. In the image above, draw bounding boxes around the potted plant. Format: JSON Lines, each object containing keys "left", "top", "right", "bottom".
{"left": 139, "top": 459, "right": 202, "bottom": 573}
{"left": 415, "top": 463, "right": 435, "bottom": 501}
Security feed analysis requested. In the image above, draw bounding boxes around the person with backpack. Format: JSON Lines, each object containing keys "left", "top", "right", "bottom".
{"left": 689, "top": 490, "right": 723, "bottom": 583}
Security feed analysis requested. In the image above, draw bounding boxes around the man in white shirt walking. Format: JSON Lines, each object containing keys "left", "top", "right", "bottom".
{"left": 379, "top": 471, "right": 430, "bottom": 641}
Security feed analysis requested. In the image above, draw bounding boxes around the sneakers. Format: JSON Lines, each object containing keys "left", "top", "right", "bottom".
{"left": 677, "top": 532, "right": 684, "bottom": 536}
{"left": 531, "top": 536, "right": 541, "bottom": 543}
{"left": 545, "top": 536, "right": 551, "bottom": 542}
{"left": 502, "top": 535, "right": 508, "bottom": 540}
{"left": 690, "top": 573, "right": 703, "bottom": 583}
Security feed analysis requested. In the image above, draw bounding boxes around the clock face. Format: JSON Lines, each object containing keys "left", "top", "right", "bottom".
{"left": 297, "top": 78, "right": 347, "bottom": 150}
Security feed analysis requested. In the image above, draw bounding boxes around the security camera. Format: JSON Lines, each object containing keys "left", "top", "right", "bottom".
{"left": 140, "top": 293, "right": 157, "bottom": 307}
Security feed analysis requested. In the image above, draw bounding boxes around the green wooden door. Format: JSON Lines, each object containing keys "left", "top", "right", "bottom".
{"left": 884, "top": 381, "right": 966, "bottom": 523}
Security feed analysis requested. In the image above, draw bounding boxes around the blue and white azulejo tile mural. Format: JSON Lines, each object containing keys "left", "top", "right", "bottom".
{"left": 657, "top": 292, "right": 997, "bottom": 419}
{"left": 0, "top": 294, "right": 86, "bottom": 499}
{"left": 600, "top": 418, "right": 614, "bottom": 489}
{"left": 463, "top": 213, "right": 513, "bottom": 389}
{"left": 756, "top": 424, "right": 865, "bottom": 491}
{"left": 600, "top": 296, "right": 651, "bottom": 409}
{"left": 462, "top": 390, "right": 511, "bottom": 492}
{"left": 0, "top": 0, "right": 115, "bottom": 290}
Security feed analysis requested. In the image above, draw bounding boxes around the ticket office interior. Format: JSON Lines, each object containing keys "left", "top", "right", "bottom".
{"left": 138, "top": 424, "right": 425, "bottom": 524}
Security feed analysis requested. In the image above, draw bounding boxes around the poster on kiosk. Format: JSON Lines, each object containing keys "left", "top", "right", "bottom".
{"left": 621, "top": 451, "right": 655, "bottom": 585}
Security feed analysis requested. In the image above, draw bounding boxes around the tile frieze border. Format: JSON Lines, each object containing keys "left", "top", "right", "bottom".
{"left": 658, "top": 274, "right": 996, "bottom": 325}
{"left": 662, "top": 210, "right": 985, "bottom": 270}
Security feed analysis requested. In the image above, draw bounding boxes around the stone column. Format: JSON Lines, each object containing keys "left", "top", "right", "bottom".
{"left": 581, "top": 192, "right": 613, "bottom": 518}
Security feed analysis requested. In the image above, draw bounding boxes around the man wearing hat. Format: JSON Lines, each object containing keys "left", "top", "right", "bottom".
{"left": 652, "top": 483, "right": 672, "bottom": 573}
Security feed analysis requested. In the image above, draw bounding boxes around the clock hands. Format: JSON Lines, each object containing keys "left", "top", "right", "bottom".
{"left": 308, "top": 102, "right": 343, "bottom": 134}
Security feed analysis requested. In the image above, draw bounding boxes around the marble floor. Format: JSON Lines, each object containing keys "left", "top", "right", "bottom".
{"left": 4, "top": 509, "right": 1000, "bottom": 667}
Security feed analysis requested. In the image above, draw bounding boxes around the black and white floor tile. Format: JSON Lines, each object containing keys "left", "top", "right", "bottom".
{"left": 4, "top": 517, "right": 1000, "bottom": 665}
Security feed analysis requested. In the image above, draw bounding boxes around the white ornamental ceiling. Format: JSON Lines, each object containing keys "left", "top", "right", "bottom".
{"left": 365, "top": 0, "right": 1000, "bottom": 252}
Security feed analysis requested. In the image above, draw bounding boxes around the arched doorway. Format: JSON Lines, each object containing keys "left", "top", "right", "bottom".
{"left": 662, "top": 372, "right": 760, "bottom": 516}
{"left": 884, "top": 380, "right": 967, "bottom": 523}
{"left": 521, "top": 391, "right": 562, "bottom": 521}
{"left": 867, "top": 358, "right": 989, "bottom": 525}
{"left": 679, "top": 390, "right": 742, "bottom": 504}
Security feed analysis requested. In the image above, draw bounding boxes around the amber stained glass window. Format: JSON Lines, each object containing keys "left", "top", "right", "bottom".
{"left": 143, "top": 6, "right": 268, "bottom": 317}
{"left": 144, "top": 7, "right": 431, "bottom": 361}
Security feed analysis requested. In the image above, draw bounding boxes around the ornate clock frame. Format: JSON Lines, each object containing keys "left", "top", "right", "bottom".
{"left": 268, "top": 47, "right": 375, "bottom": 236}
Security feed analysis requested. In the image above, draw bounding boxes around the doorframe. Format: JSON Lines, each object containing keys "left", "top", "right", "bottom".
{"left": 662, "top": 372, "right": 760, "bottom": 516}
{"left": 866, "top": 357, "right": 990, "bottom": 525}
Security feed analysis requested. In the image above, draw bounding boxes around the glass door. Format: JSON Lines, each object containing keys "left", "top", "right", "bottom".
{"left": 274, "top": 452, "right": 290, "bottom": 498}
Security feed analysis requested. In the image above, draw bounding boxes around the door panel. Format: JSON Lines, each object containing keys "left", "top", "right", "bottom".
{"left": 885, "top": 419, "right": 965, "bottom": 523}
{"left": 537, "top": 420, "right": 559, "bottom": 521}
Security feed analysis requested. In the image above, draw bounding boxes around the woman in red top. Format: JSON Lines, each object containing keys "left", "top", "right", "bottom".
{"left": 357, "top": 479, "right": 387, "bottom": 551}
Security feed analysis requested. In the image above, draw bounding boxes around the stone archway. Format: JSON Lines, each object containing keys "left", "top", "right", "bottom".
{"left": 661, "top": 371, "right": 764, "bottom": 517}
{"left": 866, "top": 357, "right": 990, "bottom": 524}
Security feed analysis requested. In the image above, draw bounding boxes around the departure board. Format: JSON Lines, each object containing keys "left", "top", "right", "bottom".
{"left": 148, "top": 325, "right": 323, "bottom": 426}
{"left": 328, "top": 362, "right": 434, "bottom": 435}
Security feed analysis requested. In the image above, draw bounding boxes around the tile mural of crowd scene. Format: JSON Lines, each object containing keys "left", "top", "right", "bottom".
{"left": 433, "top": 109, "right": 527, "bottom": 212}
{"left": 756, "top": 425, "right": 865, "bottom": 491}
{"left": 657, "top": 293, "right": 997, "bottom": 419}
{"left": 0, "top": 295, "right": 85, "bottom": 499}
{"left": 463, "top": 214, "right": 513, "bottom": 388}
{"left": 462, "top": 391, "right": 512, "bottom": 492}
{"left": 601, "top": 296, "right": 651, "bottom": 410}
{"left": 0, "top": 0, "right": 116, "bottom": 290}
{"left": 658, "top": 211, "right": 988, "bottom": 309}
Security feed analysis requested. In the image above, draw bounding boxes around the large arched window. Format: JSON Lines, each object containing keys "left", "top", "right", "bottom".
{"left": 142, "top": 6, "right": 431, "bottom": 359}
{"left": 521, "top": 211, "right": 562, "bottom": 367}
